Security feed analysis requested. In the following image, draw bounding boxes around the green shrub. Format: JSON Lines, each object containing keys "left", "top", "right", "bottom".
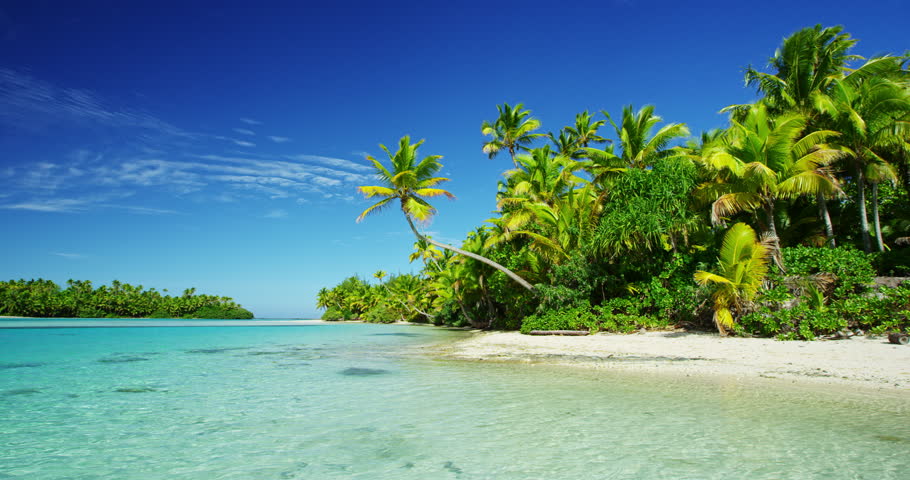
{"left": 321, "top": 306, "right": 345, "bottom": 321}
{"left": 362, "top": 304, "right": 397, "bottom": 324}
{"left": 782, "top": 246, "right": 875, "bottom": 297}
{"left": 740, "top": 305, "right": 845, "bottom": 340}
{"left": 520, "top": 303, "right": 669, "bottom": 334}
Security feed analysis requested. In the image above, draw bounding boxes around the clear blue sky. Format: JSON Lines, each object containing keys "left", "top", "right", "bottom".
{"left": 1, "top": 1, "right": 906, "bottom": 318}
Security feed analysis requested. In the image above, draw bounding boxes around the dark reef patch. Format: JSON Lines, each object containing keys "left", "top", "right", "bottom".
{"left": 114, "top": 386, "right": 161, "bottom": 393}
{"left": 98, "top": 355, "right": 150, "bottom": 364}
{"left": 185, "top": 347, "right": 249, "bottom": 354}
{"left": 0, "top": 362, "right": 46, "bottom": 370}
{"left": 339, "top": 367, "right": 389, "bottom": 377}
{"left": 2, "top": 388, "right": 42, "bottom": 396}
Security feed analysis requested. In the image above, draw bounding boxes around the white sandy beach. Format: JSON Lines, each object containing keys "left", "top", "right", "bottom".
{"left": 426, "top": 330, "right": 910, "bottom": 391}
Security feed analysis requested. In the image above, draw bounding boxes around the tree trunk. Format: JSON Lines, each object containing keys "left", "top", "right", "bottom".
{"left": 817, "top": 192, "right": 836, "bottom": 247}
{"left": 872, "top": 182, "right": 884, "bottom": 252}
{"left": 856, "top": 162, "right": 872, "bottom": 252}
{"left": 456, "top": 297, "right": 481, "bottom": 328}
{"left": 403, "top": 210, "right": 536, "bottom": 292}
{"left": 508, "top": 145, "right": 518, "bottom": 167}
{"left": 765, "top": 202, "right": 786, "bottom": 273}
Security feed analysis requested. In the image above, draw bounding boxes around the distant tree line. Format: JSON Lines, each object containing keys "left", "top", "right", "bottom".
{"left": 0, "top": 279, "right": 254, "bottom": 319}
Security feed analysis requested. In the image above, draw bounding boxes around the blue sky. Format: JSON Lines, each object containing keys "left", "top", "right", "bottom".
{"left": 1, "top": 1, "right": 906, "bottom": 318}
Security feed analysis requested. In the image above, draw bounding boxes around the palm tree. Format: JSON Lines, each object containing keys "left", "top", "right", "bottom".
{"left": 408, "top": 237, "right": 443, "bottom": 268}
{"left": 866, "top": 158, "right": 899, "bottom": 252}
{"left": 373, "top": 270, "right": 388, "bottom": 283}
{"left": 698, "top": 104, "right": 844, "bottom": 267}
{"left": 547, "top": 129, "right": 579, "bottom": 158}
{"left": 496, "top": 146, "right": 584, "bottom": 208}
{"left": 564, "top": 110, "right": 608, "bottom": 148}
{"left": 357, "top": 135, "right": 535, "bottom": 291}
{"left": 481, "top": 103, "right": 543, "bottom": 165}
{"left": 823, "top": 59, "right": 910, "bottom": 251}
{"left": 742, "top": 24, "right": 859, "bottom": 117}
{"left": 694, "top": 223, "right": 772, "bottom": 335}
{"left": 604, "top": 105, "right": 690, "bottom": 169}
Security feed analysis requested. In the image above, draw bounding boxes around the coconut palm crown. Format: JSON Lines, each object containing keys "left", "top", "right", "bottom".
{"left": 356, "top": 135, "right": 454, "bottom": 224}
{"left": 481, "top": 103, "right": 543, "bottom": 164}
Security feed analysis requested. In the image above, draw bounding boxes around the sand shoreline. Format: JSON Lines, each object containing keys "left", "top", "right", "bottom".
{"left": 423, "top": 330, "right": 910, "bottom": 392}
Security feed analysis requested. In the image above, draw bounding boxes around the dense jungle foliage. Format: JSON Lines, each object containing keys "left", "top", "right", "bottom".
{"left": 0, "top": 279, "right": 254, "bottom": 319}
{"left": 320, "top": 25, "right": 910, "bottom": 338}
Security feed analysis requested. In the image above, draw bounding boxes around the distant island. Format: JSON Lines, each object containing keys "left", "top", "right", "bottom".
{"left": 0, "top": 279, "right": 254, "bottom": 319}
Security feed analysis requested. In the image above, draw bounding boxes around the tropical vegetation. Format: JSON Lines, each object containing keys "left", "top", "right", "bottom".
{"left": 320, "top": 24, "right": 910, "bottom": 338}
{"left": 0, "top": 279, "right": 254, "bottom": 319}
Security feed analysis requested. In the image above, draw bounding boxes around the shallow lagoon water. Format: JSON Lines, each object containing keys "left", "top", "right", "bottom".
{"left": 1, "top": 320, "right": 908, "bottom": 479}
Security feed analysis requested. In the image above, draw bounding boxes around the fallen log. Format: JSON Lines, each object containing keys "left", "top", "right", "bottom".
{"left": 888, "top": 332, "right": 909, "bottom": 345}
{"left": 527, "top": 330, "right": 590, "bottom": 336}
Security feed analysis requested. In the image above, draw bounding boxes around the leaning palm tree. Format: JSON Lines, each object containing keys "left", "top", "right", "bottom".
{"left": 481, "top": 103, "right": 543, "bottom": 165}
{"left": 357, "top": 135, "right": 535, "bottom": 291}
{"left": 694, "top": 223, "right": 772, "bottom": 336}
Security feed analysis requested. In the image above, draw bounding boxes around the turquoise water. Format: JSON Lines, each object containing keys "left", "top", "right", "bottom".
{"left": 1, "top": 320, "right": 908, "bottom": 479}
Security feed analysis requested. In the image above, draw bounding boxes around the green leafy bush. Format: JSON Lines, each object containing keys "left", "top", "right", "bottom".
{"left": 321, "top": 306, "right": 347, "bottom": 321}
{"left": 520, "top": 303, "right": 669, "bottom": 334}
{"left": 833, "top": 285, "right": 910, "bottom": 334}
{"left": 362, "top": 304, "right": 397, "bottom": 323}
{"left": 782, "top": 246, "right": 875, "bottom": 297}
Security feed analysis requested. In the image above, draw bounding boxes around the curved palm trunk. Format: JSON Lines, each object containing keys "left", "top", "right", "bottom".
{"left": 872, "top": 182, "right": 884, "bottom": 252}
{"left": 817, "top": 192, "right": 836, "bottom": 247}
{"left": 402, "top": 211, "right": 536, "bottom": 292}
{"left": 455, "top": 296, "right": 480, "bottom": 328}
{"left": 856, "top": 162, "right": 872, "bottom": 252}
{"left": 764, "top": 203, "right": 786, "bottom": 273}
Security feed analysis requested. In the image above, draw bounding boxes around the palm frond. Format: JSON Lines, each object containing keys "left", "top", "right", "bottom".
{"left": 356, "top": 197, "right": 394, "bottom": 223}
{"left": 357, "top": 185, "right": 396, "bottom": 198}
{"left": 413, "top": 188, "right": 455, "bottom": 199}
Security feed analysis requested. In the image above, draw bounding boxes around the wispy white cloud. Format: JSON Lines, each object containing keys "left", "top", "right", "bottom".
{"left": 0, "top": 68, "right": 188, "bottom": 137}
{"left": 52, "top": 252, "right": 85, "bottom": 259}
{"left": 0, "top": 198, "right": 90, "bottom": 212}
{"left": 195, "top": 154, "right": 369, "bottom": 183}
{"left": 264, "top": 209, "right": 288, "bottom": 218}
{"left": 101, "top": 204, "right": 180, "bottom": 215}
{"left": 0, "top": 70, "right": 370, "bottom": 213}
